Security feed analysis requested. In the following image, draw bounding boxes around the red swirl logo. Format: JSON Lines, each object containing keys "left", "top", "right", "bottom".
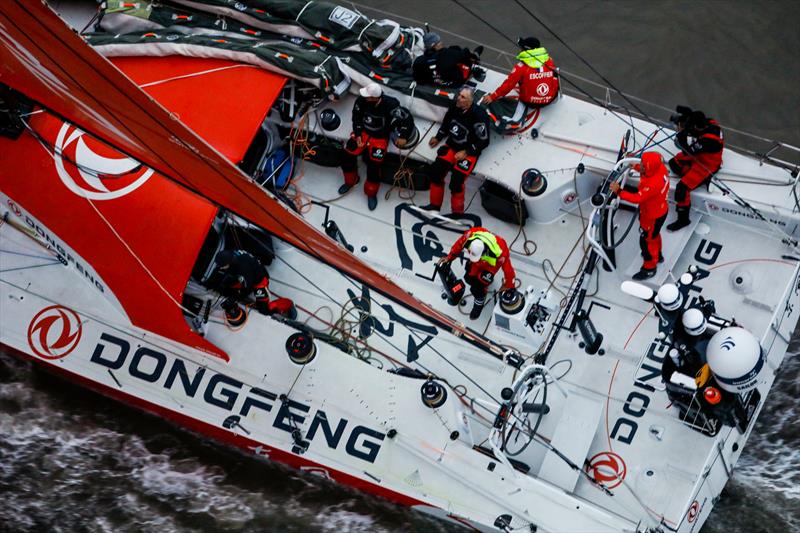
{"left": 6, "top": 199, "right": 22, "bottom": 217}
{"left": 54, "top": 123, "right": 153, "bottom": 200}
{"left": 27, "top": 305, "right": 83, "bottom": 360}
{"left": 586, "top": 451, "right": 627, "bottom": 489}
{"left": 536, "top": 82, "right": 550, "bottom": 96}
{"left": 687, "top": 500, "right": 700, "bottom": 522}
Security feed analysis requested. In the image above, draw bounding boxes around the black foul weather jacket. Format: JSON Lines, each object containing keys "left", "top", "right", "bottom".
{"left": 352, "top": 95, "right": 414, "bottom": 139}
{"left": 435, "top": 103, "right": 491, "bottom": 156}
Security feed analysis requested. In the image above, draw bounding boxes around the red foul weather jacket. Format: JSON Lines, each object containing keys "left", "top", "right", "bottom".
{"left": 489, "top": 47, "right": 559, "bottom": 107}
{"left": 619, "top": 152, "right": 669, "bottom": 222}
{"left": 446, "top": 227, "right": 517, "bottom": 289}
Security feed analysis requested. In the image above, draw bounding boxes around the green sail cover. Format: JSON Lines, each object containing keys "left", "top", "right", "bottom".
{"left": 87, "top": 30, "right": 352, "bottom": 96}
{"left": 167, "top": 0, "right": 422, "bottom": 66}
{"left": 94, "top": 1, "right": 520, "bottom": 128}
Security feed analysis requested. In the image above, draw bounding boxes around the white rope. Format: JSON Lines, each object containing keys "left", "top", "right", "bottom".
{"left": 138, "top": 64, "right": 256, "bottom": 88}
{"left": 295, "top": 1, "right": 313, "bottom": 22}
{"left": 82, "top": 196, "right": 192, "bottom": 312}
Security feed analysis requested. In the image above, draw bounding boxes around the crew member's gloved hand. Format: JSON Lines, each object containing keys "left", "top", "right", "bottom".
{"left": 608, "top": 181, "right": 621, "bottom": 195}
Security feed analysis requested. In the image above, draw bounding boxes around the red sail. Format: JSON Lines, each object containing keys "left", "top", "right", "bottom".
{"left": 110, "top": 56, "right": 286, "bottom": 164}
{"left": 1, "top": 110, "right": 223, "bottom": 357}
{"left": 0, "top": 1, "right": 505, "bottom": 357}
{"left": 1, "top": 55, "right": 288, "bottom": 360}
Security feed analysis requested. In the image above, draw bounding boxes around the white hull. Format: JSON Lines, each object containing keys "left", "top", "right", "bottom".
{"left": 3, "top": 2, "right": 800, "bottom": 531}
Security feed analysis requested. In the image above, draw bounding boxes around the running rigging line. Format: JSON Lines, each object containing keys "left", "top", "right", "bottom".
{"left": 448, "top": 0, "right": 662, "bottom": 145}
{"left": 452, "top": 0, "right": 800, "bottom": 251}
{"left": 3, "top": 6, "right": 673, "bottom": 508}
{"left": 352, "top": 0, "right": 798, "bottom": 157}
{"left": 233, "top": 223, "right": 609, "bottom": 494}
{"left": 512, "top": 0, "right": 800, "bottom": 167}
{"left": 448, "top": 0, "right": 519, "bottom": 48}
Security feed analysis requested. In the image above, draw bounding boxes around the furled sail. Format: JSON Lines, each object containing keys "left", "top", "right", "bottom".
{"left": 87, "top": 1, "right": 521, "bottom": 125}
{"left": 165, "top": 0, "right": 422, "bottom": 65}
{"left": 87, "top": 31, "right": 352, "bottom": 97}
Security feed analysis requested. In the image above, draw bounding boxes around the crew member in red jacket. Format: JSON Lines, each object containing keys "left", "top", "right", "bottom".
{"left": 610, "top": 152, "right": 670, "bottom": 280}
{"left": 439, "top": 227, "right": 516, "bottom": 319}
{"left": 666, "top": 110, "right": 724, "bottom": 231}
{"left": 482, "top": 37, "right": 559, "bottom": 113}
{"left": 214, "top": 250, "right": 296, "bottom": 320}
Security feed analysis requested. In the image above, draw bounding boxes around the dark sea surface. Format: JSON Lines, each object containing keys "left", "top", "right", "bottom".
{"left": 2, "top": 1, "right": 799, "bottom": 532}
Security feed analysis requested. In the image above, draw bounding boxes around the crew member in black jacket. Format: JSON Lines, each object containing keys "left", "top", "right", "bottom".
{"left": 423, "top": 87, "right": 491, "bottom": 213}
{"left": 340, "top": 83, "right": 413, "bottom": 211}
{"left": 412, "top": 32, "right": 482, "bottom": 87}
{"left": 212, "top": 250, "right": 295, "bottom": 319}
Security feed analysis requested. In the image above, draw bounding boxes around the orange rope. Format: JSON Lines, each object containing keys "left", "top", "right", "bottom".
{"left": 286, "top": 111, "right": 318, "bottom": 213}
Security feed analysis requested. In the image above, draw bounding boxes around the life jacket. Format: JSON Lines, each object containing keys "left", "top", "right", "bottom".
{"left": 467, "top": 231, "right": 502, "bottom": 266}
{"left": 490, "top": 47, "right": 559, "bottom": 107}
{"left": 449, "top": 227, "right": 516, "bottom": 289}
{"left": 517, "top": 47, "right": 551, "bottom": 69}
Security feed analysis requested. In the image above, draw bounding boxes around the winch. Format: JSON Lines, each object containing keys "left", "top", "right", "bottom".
{"left": 493, "top": 285, "right": 558, "bottom": 348}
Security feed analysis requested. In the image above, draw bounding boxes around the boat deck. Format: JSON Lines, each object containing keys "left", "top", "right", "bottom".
{"left": 257, "top": 147, "right": 800, "bottom": 527}
{"left": 6, "top": 3, "right": 798, "bottom": 529}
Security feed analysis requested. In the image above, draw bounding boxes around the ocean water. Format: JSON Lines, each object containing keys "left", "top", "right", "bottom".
{"left": 2, "top": 1, "right": 799, "bottom": 532}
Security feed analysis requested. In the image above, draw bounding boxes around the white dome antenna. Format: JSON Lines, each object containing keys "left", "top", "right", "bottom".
{"left": 706, "top": 327, "right": 764, "bottom": 393}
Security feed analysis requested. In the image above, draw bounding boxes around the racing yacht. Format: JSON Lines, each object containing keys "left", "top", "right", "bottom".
{"left": 1, "top": 2, "right": 799, "bottom": 532}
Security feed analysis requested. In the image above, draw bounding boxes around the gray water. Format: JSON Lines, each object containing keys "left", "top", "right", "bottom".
{"left": 2, "top": 1, "right": 799, "bottom": 531}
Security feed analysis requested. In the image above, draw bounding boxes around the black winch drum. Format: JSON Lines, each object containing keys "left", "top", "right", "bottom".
{"left": 499, "top": 289, "right": 525, "bottom": 315}
{"left": 286, "top": 332, "right": 317, "bottom": 365}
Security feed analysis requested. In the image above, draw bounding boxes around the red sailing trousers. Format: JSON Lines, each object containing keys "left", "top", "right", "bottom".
{"left": 341, "top": 132, "right": 389, "bottom": 198}
{"left": 670, "top": 151, "right": 722, "bottom": 208}
{"left": 639, "top": 214, "right": 667, "bottom": 270}
{"left": 429, "top": 145, "right": 478, "bottom": 213}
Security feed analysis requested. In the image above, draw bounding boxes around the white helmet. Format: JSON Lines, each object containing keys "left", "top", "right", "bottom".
{"left": 465, "top": 239, "right": 485, "bottom": 262}
{"left": 656, "top": 283, "right": 682, "bottom": 311}
{"left": 681, "top": 308, "right": 707, "bottom": 336}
